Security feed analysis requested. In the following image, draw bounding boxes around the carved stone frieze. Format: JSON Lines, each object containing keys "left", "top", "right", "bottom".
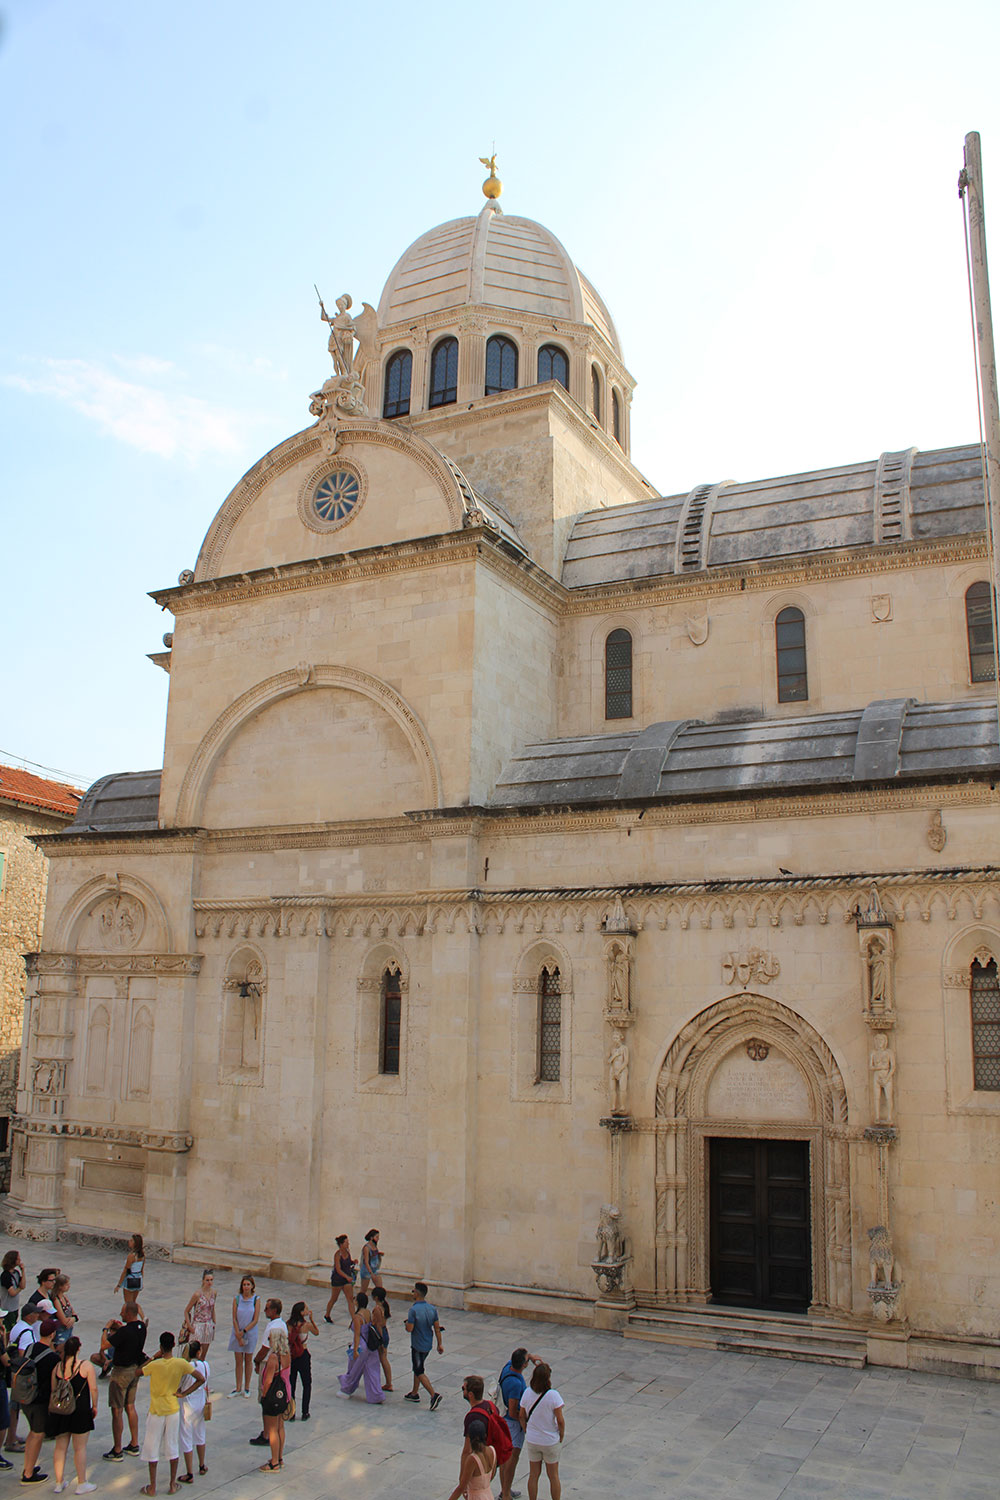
{"left": 721, "top": 949, "right": 780, "bottom": 988}
{"left": 28, "top": 953, "right": 202, "bottom": 977}
{"left": 12, "top": 1118, "right": 193, "bottom": 1153}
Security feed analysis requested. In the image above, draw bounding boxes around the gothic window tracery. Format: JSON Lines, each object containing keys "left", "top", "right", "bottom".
{"left": 485, "top": 335, "right": 518, "bottom": 395}
{"left": 537, "top": 966, "right": 561, "bottom": 1082}
{"left": 775, "top": 606, "right": 808, "bottom": 703}
{"left": 429, "top": 337, "right": 458, "bottom": 408}
{"left": 537, "top": 343, "right": 569, "bottom": 391}
{"left": 971, "top": 957, "right": 1000, "bottom": 1090}
{"left": 965, "top": 581, "right": 996, "bottom": 682}
{"left": 383, "top": 349, "right": 412, "bottom": 418}
{"left": 605, "top": 628, "right": 633, "bottom": 719}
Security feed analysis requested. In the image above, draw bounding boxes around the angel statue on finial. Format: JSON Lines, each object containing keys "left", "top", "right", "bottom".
{"left": 480, "top": 152, "right": 502, "bottom": 203}
{"left": 314, "top": 287, "right": 378, "bottom": 378}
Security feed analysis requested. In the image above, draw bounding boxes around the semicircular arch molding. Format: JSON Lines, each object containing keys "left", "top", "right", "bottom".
{"left": 652, "top": 993, "right": 851, "bottom": 1317}
{"left": 194, "top": 423, "right": 468, "bottom": 581}
{"left": 56, "top": 873, "right": 173, "bottom": 955}
{"left": 513, "top": 937, "right": 575, "bottom": 993}
{"left": 175, "top": 665, "right": 443, "bottom": 826}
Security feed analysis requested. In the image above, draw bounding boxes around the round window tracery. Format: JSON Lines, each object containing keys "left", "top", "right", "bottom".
{"left": 298, "top": 459, "right": 368, "bottom": 534}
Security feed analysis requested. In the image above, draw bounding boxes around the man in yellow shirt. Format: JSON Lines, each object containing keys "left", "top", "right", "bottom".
{"left": 138, "top": 1333, "right": 204, "bottom": 1495}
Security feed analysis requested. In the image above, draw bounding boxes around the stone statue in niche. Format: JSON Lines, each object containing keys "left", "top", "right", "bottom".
{"left": 608, "top": 1033, "right": 629, "bottom": 1115}
{"left": 869, "top": 1032, "right": 895, "bottom": 1122}
{"left": 867, "top": 937, "right": 889, "bottom": 1015}
{"left": 596, "top": 1204, "right": 623, "bottom": 1263}
{"left": 603, "top": 935, "right": 634, "bottom": 1026}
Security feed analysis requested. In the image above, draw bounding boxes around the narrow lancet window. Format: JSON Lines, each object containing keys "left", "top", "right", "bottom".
{"left": 971, "top": 958, "right": 1000, "bottom": 1090}
{"left": 485, "top": 335, "right": 518, "bottom": 395}
{"left": 429, "top": 337, "right": 458, "bottom": 408}
{"left": 966, "top": 581, "right": 996, "bottom": 682}
{"left": 776, "top": 607, "right": 808, "bottom": 702}
{"left": 383, "top": 349, "right": 412, "bottom": 418}
{"left": 605, "top": 629, "right": 633, "bottom": 719}
{"left": 537, "top": 966, "right": 561, "bottom": 1082}
{"left": 380, "top": 967, "right": 402, "bottom": 1075}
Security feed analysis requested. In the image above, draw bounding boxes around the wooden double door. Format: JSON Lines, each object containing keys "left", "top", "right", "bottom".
{"left": 709, "top": 1137, "right": 811, "bottom": 1312}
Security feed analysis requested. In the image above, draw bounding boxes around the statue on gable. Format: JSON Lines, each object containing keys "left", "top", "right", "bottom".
{"left": 310, "top": 288, "right": 379, "bottom": 423}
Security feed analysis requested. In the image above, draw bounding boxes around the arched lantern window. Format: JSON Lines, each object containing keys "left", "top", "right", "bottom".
{"left": 382, "top": 349, "right": 412, "bottom": 418}
{"left": 537, "top": 344, "right": 569, "bottom": 391}
{"left": 429, "top": 337, "right": 458, "bottom": 408}
{"left": 485, "top": 335, "right": 518, "bottom": 395}
{"left": 775, "top": 607, "right": 808, "bottom": 703}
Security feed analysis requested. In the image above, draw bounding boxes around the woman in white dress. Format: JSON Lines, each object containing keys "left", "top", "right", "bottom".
{"left": 177, "top": 1341, "right": 210, "bottom": 1482}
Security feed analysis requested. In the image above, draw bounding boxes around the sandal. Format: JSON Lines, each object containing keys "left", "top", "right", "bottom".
{"left": 259, "top": 1462, "right": 280, "bottom": 1472}
{"left": 141, "top": 1487, "right": 156, "bottom": 1496}
{"left": 177, "top": 1477, "right": 193, "bottom": 1485}
{"left": 198, "top": 1468, "right": 207, "bottom": 1476}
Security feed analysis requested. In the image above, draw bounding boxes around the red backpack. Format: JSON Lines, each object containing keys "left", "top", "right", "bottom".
{"left": 471, "top": 1400, "right": 513, "bottom": 1465}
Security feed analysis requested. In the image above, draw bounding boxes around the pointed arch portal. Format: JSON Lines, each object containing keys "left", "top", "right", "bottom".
{"left": 653, "top": 994, "right": 852, "bottom": 1315}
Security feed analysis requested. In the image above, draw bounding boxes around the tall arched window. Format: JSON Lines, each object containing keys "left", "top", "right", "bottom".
{"left": 591, "top": 365, "right": 602, "bottom": 422}
{"left": 428, "top": 337, "right": 458, "bottom": 408}
{"left": 537, "top": 344, "right": 569, "bottom": 390}
{"left": 971, "top": 957, "right": 1000, "bottom": 1090}
{"left": 605, "top": 628, "right": 633, "bottom": 719}
{"left": 775, "top": 607, "right": 808, "bottom": 702}
{"left": 380, "top": 966, "right": 402, "bottom": 1075}
{"left": 485, "top": 335, "right": 518, "bottom": 395}
{"left": 966, "top": 581, "right": 996, "bottom": 682}
{"left": 382, "top": 349, "right": 412, "bottom": 418}
{"left": 537, "top": 966, "right": 561, "bottom": 1082}
{"left": 612, "top": 388, "right": 622, "bottom": 446}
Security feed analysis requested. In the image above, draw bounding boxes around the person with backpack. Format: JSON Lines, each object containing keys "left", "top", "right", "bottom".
{"left": 337, "top": 1292, "right": 384, "bottom": 1403}
{"left": 14, "top": 1315, "right": 61, "bottom": 1485}
{"left": 458, "top": 1375, "right": 513, "bottom": 1480}
{"left": 46, "top": 1335, "right": 98, "bottom": 1495}
{"left": 5, "top": 1304, "right": 41, "bottom": 1457}
{"left": 497, "top": 1348, "right": 538, "bottom": 1500}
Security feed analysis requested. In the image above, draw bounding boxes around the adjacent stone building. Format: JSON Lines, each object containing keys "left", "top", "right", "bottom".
{"left": 0, "top": 765, "right": 81, "bottom": 1188}
{"left": 7, "top": 172, "right": 1000, "bottom": 1378}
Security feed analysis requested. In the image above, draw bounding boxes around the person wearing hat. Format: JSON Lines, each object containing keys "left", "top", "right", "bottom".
{"left": 19, "top": 1316, "right": 60, "bottom": 1484}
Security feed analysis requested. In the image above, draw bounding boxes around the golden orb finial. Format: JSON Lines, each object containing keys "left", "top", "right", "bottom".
{"left": 479, "top": 153, "right": 502, "bottom": 201}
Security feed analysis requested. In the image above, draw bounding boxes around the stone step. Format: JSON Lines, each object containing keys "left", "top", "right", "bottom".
{"left": 624, "top": 1305, "right": 868, "bottom": 1368}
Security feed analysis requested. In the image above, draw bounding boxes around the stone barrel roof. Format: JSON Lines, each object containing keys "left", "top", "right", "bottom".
{"left": 490, "top": 699, "right": 1000, "bottom": 809}
{"left": 67, "top": 771, "right": 162, "bottom": 832}
{"left": 561, "top": 445, "right": 985, "bottom": 585}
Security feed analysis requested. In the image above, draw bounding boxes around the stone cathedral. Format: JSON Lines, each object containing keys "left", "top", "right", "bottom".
{"left": 8, "top": 164, "right": 1000, "bottom": 1378}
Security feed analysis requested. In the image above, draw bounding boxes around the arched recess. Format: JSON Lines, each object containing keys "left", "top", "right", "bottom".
{"left": 653, "top": 994, "right": 851, "bottom": 1316}
{"left": 221, "top": 946, "right": 266, "bottom": 1082}
{"left": 511, "top": 940, "right": 574, "bottom": 1103}
{"left": 175, "top": 665, "right": 443, "bottom": 827}
{"left": 56, "top": 874, "right": 172, "bottom": 955}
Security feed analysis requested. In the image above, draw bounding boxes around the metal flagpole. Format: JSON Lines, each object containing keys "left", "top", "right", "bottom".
{"left": 959, "top": 132, "right": 1000, "bottom": 734}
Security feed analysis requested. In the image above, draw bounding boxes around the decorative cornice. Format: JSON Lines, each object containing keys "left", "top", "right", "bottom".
{"left": 13, "top": 1117, "right": 194, "bottom": 1152}
{"left": 151, "top": 528, "right": 563, "bottom": 619}
{"left": 185, "top": 867, "right": 1000, "bottom": 940}
{"left": 27, "top": 952, "right": 202, "bottom": 976}
{"left": 561, "top": 535, "right": 988, "bottom": 613}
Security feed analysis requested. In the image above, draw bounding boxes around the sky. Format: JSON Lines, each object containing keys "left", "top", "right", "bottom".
{"left": 3, "top": 0, "right": 1000, "bottom": 788}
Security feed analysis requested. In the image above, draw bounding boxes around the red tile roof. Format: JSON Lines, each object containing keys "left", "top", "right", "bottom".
{"left": 0, "top": 764, "right": 83, "bottom": 818}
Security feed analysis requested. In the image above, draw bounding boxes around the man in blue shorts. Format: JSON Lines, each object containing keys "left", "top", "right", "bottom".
{"left": 499, "top": 1347, "right": 537, "bottom": 1500}
{"left": 404, "top": 1282, "right": 443, "bottom": 1409}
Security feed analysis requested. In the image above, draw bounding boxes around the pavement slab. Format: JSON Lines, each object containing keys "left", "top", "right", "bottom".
{"left": 2, "top": 1243, "right": 996, "bottom": 1499}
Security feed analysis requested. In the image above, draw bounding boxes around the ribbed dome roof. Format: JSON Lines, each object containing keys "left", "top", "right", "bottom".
{"left": 376, "top": 204, "right": 621, "bottom": 355}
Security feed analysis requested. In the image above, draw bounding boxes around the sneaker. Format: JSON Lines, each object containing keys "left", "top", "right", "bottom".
{"left": 54, "top": 1483, "right": 69, "bottom": 1495}
{"left": 403, "top": 1392, "right": 420, "bottom": 1403}
{"left": 335, "top": 1391, "right": 350, "bottom": 1400}
{"left": 300, "top": 1413, "right": 310, "bottom": 1421}
{"left": 241, "top": 1390, "right": 251, "bottom": 1399}
{"left": 249, "top": 1435, "right": 269, "bottom": 1446}
{"left": 75, "top": 1486, "right": 97, "bottom": 1495}
{"left": 103, "top": 1450, "right": 125, "bottom": 1462}
{"left": 230, "top": 1388, "right": 242, "bottom": 1397}
{"left": 4, "top": 1443, "right": 26, "bottom": 1454}
{"left": 0, "top": 1459, "right": 13, "bottom": 1471}
{"left": 20, "top": 1472, "right": 47, "bottom": 1485}
{"left": 429, "top": 1392, "right": 442, "bottom": 1411}
{"left": 124, "top": 1445, "right": 140, "bottom": 1456}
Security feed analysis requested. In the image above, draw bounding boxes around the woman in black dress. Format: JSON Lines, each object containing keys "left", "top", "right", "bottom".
{"left": 323, "top": 1235, "right": 356, "bottom": 1323}
{"left": 47, "top": 1336, "right": 98, "bottom": 1494}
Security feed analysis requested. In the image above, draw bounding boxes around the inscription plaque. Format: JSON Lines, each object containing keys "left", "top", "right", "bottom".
{"left": 706, "top": 1046, "right": 810, "bottom": 1121}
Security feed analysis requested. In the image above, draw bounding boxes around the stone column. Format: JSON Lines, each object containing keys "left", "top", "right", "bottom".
{"left": 458, "top": 321, "right": 486, "bottom": 405}
{"left": 593, "top": 898, "right": 637, "bottom": 1328}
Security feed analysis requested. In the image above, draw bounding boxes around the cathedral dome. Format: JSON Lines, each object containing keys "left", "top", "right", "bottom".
{"left": 376, "top": 203, "right": 621, "bottom": 356}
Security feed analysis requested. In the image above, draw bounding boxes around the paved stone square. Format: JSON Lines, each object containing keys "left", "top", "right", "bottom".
{"left": 7, "top": 1244, "right": 997, "bottom": 1499}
